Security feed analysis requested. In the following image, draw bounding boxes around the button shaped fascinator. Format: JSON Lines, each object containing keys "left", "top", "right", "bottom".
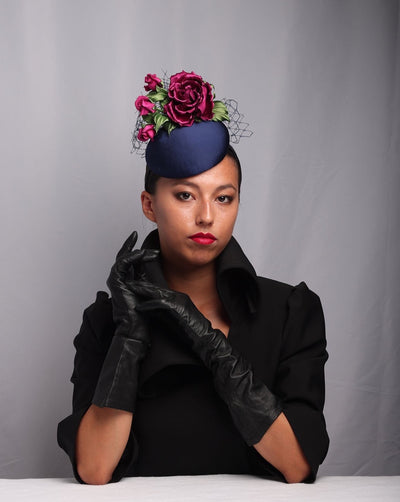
{"left": 131, "top": 71, "right": 252, "bottom": 178}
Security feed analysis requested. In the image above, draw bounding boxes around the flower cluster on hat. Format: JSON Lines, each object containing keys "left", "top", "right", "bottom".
{"left": 134, "top": 71, "right": 230, "bottom": 142}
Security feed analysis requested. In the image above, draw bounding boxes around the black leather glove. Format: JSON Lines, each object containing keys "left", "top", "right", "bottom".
{"left": 132, "top": 281, "right": 283, "bottom": 445}
{"left": 92, "top": 232, "right": 159, "bottom": 412}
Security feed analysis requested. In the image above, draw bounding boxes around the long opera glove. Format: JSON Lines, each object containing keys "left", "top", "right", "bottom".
{"left": 132, "top": 281, "right": 282, "bottom": 445}
{"left": 92, "top": 232, "right": 159, "bottom": 412}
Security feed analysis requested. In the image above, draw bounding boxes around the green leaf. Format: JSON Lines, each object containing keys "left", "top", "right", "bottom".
{"left": 153, "top": 112, "right": 169, "bottom": 133}
{"left": 148, "top": 88, "right": 168, "bottom": 102}
{"left": 165, "top": 121, "right": 177, "bottom": 135}
{"left": 211, "top": 84, "right": 216, "bottom": 99}
{"left": 142, "top": 114, "right": 154, "bottom": 124}
{"left": 212, "top": 100, "right": 230, "bottom": 121}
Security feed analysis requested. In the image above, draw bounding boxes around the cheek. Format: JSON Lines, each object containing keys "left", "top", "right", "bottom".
{"left": 152, "top": 200, "right": 192, "bottom": 233}
{"left": 216, "top": 207, "right": 238, "bottom": 245}
{"left": 221, "top": 204, "right": 239, "bottom": 228}
{"left": 156, "top": 206, "right": 189, "bottom": 227}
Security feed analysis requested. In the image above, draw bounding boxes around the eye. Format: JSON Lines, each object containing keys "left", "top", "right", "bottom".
{"left": 217, "top": 195, "right": 234, "bottom": 204}
{"left": 176, "top": 192, "right": 193, "bottom": 201}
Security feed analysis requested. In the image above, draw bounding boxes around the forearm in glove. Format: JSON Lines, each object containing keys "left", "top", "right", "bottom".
{"left": 92, "top": 232, "right": 158, "bottom": 412}
{"left": 132, "top": 281, "right": 283, "bottom": 445}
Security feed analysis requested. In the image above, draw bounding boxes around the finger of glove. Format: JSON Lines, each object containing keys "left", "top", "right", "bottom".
{"left": 116, "top": 231, "right": 138, "bottom": 260}
{"left": 129, "top": 249, "right": 161, "bottom": 282}
{"left": 115, "top": 249, "right": 160, "bottom": 274}
{"left": 129, "top": 281, "right": 171, "bottom": 301}
{"left": 109, "top": 254, "right": 159, "bottom": 295}
{"left": 140, "top": 249, "right": 160, "bottom": 262}
{"left": 135, "top": 298, "right": 174, "bottom": 314}
{"left": 113, "top": 250, "right": 151, "bottom": 278}
{"left": 107, "top": 254, "right": 159, "bottom": 306}
{"left": 107, "top": 260, "right": 141, "bottom": 296}
{"left": 136, "top": 298, "right": 191, "bottom": 328}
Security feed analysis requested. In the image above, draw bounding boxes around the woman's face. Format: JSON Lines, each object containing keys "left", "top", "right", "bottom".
{"left": 141, "top": 155, "right": 240, "bottom": 271}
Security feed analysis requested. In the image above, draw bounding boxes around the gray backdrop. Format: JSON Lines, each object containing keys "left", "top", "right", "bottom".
{"left": 1, "top": 0, "right": 399, "bottom": 478}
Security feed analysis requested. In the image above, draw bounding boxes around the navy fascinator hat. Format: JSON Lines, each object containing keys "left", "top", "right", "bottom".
{"left": 146, "top": 121, "right": 229, "bottom": 178}
{"left": 131, "top": 71, "right": 251, "bottom": 178}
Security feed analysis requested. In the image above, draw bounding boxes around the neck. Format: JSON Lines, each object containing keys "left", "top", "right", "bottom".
{"left": 162, "top": 260, "right": 218, "bottom": 305}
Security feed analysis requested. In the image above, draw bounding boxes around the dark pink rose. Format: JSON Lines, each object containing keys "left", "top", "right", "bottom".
{"left": 135, "top": 95, "right": 155, "bottom": 116}
{"left": 164, "top": 71, "right": 214, "bottom": 126}
{"left": 144, "top": 73, "right": 162, "bottom": 91}
{"left": 137, "top": 124, "right": 156, "bottom": 142}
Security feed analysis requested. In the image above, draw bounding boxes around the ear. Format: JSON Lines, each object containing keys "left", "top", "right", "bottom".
{"left": 141, "top": 191, "right": 157, "bottom": 223}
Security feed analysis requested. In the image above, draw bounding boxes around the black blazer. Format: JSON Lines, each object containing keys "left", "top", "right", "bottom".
{"left": 58, "top": 231, "right": 329, "bottom": 483}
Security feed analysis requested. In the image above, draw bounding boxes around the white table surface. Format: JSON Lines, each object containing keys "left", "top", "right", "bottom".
{"left": 1, "top": 475, "right": 399, "bottom": 501}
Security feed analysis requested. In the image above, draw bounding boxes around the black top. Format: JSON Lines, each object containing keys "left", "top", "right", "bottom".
{"left": 57, "top": 231, "right": 329, "bottom": 483}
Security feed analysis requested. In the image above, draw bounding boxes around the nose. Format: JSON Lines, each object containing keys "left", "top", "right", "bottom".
{"left": 195, "top": 199, "right": 213, "bottom": 227}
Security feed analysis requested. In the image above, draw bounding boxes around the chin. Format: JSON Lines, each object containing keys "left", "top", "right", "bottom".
{"left": 161, "top": 238, "right": 229, "bottom": 271}
{"left": 166, "top": 249, "right": 214, "bottom": 271}
{"left": 188, "top": 247, "right": 224, "bottom": 267}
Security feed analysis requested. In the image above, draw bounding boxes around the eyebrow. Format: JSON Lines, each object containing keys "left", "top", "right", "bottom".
{"left": 170, "top": 180, "right": 238, "bottom": 192}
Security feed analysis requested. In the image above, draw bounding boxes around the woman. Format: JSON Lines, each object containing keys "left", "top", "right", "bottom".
{"left": 57, "top": 71, "right": 329, "bottom": 485}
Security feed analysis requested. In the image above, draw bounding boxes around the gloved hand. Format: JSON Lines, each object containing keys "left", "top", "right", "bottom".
{"left": 106, "top": 231, "right": 159, "bottom": 342}
{"left": 92, "top": 232, "right": 159, "bottom": 412}
{"left": 131, "top": 281, "right": 283, "bottom": 446}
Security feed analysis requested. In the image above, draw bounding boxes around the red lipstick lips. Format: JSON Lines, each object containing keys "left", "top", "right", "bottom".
{"left": 189, "top": 232, "right": 216, "bottom": 245}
